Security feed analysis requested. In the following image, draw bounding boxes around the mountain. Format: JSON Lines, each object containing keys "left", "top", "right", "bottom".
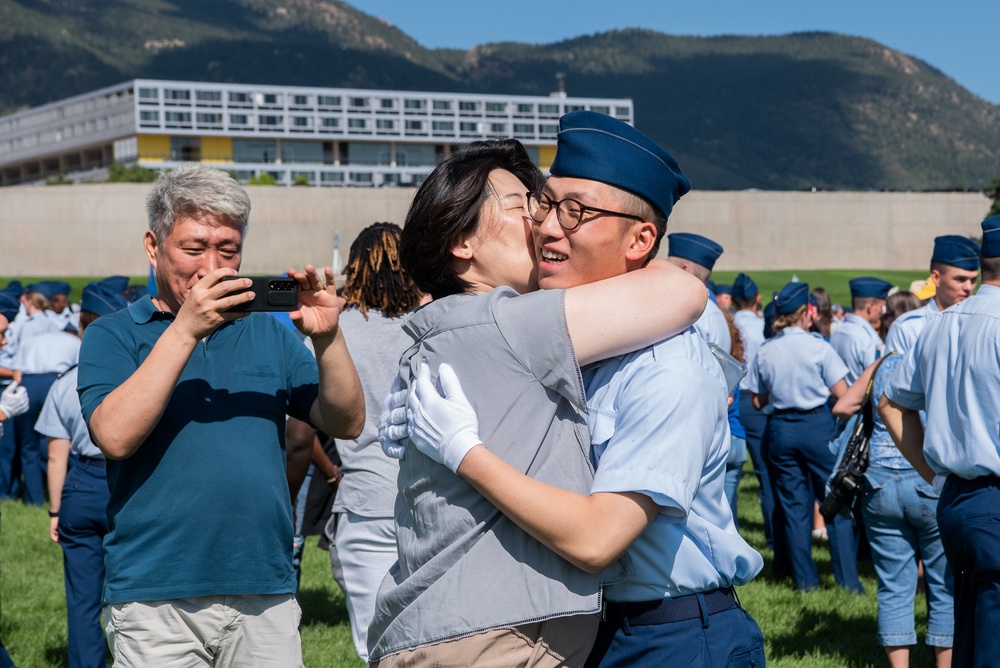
{"left": 2, "top": 0, "right": 998, "bottom": 191}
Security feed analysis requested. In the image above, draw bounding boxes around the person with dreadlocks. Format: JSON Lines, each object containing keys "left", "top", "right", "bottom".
{"left": 323, "top": 221, "right": 424, "bottom": 663}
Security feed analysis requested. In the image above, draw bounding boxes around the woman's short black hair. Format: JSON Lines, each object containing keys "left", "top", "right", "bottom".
{"left": 400, "top": 139, "right": 544, "bottom": 300}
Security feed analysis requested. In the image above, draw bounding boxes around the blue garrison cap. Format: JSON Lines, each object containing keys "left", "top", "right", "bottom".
{"left": 4, "top": 281, "right": 22, "bottom": 295}
{"left": 932, "top": 235, "right": 980, "bottom": 271}
{"left": 80, "top": 283, "right": 128, "bottom": 317}
{"left": 96, "top": 275, "right": 130, "bottom": 294}
{"left": 550, "top": 110, "right": 690, "bottom": 220}
{"left": 849, "top": 277, "right": 893, "bottom": 300}
{"left": 776, "top": 281, "right": 810, "bottom": 315}
{"left": 668, "top": 233, "right": 724, "bottom": 270}
{"left": 26, "top": 281, "right": 70, "bottom": 298}
{"left": 0, "top": 292, "right": 18, "bottom": 322}
{"left": 980, "top": 215, "right": 1000, "bottom": 258}
{"left": 732, "top": 273, "right": 758, "bottom": 300}
{"left": 714, "top": 284, "right": 732, "bottom": 296}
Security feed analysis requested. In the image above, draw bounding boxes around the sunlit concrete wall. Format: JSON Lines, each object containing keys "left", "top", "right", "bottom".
{"left": 0, "top": 185, "right": 991, "bottom": 276}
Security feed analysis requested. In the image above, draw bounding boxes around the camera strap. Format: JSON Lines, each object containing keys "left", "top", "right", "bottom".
{"left": 854, "top": 351, "right": 898, "bottom": 471}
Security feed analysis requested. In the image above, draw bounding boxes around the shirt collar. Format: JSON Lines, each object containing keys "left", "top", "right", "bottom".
{"left": 127, "top": 294, "right": 169, "bottom": 324}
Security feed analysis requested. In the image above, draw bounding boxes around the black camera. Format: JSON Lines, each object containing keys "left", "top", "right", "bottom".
{"left": 221, "top": 276, "right": 299, "bottom": 312}
{"left": 820, "top": 461, "right": 867, "bottom": 522}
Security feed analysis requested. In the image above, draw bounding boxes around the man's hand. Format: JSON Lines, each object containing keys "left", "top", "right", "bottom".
{"left": 379, "top": 372, "right": 408, "bottom": 459}
{"left": 172, "top": 268, "right": 254, "bottom": 341}
{"left": 0, "top": 382, "right": 29, "bottom": 420}
{"left": 49, "top": 516, "right": 59, "bottom": 543}
{"left": 407, "top": 364, "right": 482, "bottom": 473}
{"left": 288, "top": 265, "right": 344, "bottom": 340}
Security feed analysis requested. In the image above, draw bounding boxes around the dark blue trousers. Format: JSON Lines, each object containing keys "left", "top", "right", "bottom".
{"left": 585, "top": 597, "right": 765, "bottom": 667}
{"left": 58, "top": 457, "right": 110, "bottom": 668}
{"left": 937, "top": 475, "right": 1000, "bottom": 668}
{"left": 738, "top": 392, "right": 774, "bottom": 544}
{"left": 10, "top": 372, "right": 59, "bottom": 505}
{"left": 767, "top": 406, "right": 863, "bottom": 593}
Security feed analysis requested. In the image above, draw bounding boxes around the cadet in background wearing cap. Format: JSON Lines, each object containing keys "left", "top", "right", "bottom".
{"left": 714, "top": 283, "right": 733, "bottom": 313}
{"left": 731, "top": 274, "right": 780, "bottom": 548}
{"left": 36, "top": 281, "right": 128, "bottom": 668}
{"left": 830, "top": 277, "right": 892, "bottom": 383}
{"left": 389, "top": 111, "right": 765, "bottom": 668}
{"left": 884, "top": 235, "right": 980, "bottom": 355}
{"left": 666, "top": 233, "right": 749, "bottom": 526}
{"left": 748, "top": 282, "right": 864, "bottom": 593}
{"left": 880, "top": 215, "right": 1000, "bottom": 667}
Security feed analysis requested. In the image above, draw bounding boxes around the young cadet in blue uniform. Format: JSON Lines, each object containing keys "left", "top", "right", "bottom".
{"left": 830, "top": 277, "right": 892, "bottom": 383}
{"left": 390, "top": 112, "right": 765, "bottom": 667}
{"left": 880, "top": 214, "right": 1000, "bottom": 668}
{"left": 713, "top": 283, "right": 733, "bottom": 313}
{"left": 748, "top": 282, "right": 864, "bottom": 593}
{"left": 36, "top": 281, "right": 126, "bottom": 668}
{"left": 666, "top": 233, "right": 748, "bottom": 524}
{"left": 884, "top": 235, "right": 979, "bottom": 354}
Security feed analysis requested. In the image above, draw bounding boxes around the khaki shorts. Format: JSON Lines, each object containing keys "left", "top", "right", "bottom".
{"left": 371, "top": 614, "right": 599, "bottom": 668}
{"left": 103, "top": 593, "right": 302, "bottom": 667}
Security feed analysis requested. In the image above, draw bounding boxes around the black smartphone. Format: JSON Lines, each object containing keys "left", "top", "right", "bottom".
{"left": 221, "top": 276, "right": 299, "bottom": 312}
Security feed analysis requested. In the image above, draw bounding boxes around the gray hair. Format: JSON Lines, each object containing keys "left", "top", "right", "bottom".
{"left": 145, "top": 163, "right": 251, "bottom": 243}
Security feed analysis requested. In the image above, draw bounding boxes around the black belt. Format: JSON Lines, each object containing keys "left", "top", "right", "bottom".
{"left": 603, "top": 587, "right": 737, "bottom": 626}
{"left": 73, "top": 455, "right": 106, "bottom": 469}
{"left": 772, "top": 405, "right": 826, "bottom": 416}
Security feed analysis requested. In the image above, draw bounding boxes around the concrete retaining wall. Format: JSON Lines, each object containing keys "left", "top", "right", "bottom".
{"left": 0, "top": 185, "right": 991, "bottom": 275}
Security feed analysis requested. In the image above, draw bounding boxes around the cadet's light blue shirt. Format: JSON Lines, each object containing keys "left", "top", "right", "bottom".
{"left": 13, "top": 330, "right": 80, "bottom": 374}
{"left": 748, "top": 327, "right": 849, "bottom": 410}
{"left": 830, "top": 313, "right": 883, "bottom": 383}
{"left": 694, "top": 298, "right": 731, "bottom": 352}
{"left": 884, "top": 299, "right": 941, "bottom": 354}
{"left": 585, "top": 329, "right": 763, "bottom": 602}
{"left": 35, "top": 367, "right": 103, "bottom": 459}
{"left": 6, "top": 312, "right": 65, "bottom": 366}
{"left": 733, "top": 310, "right": 764, "bottom": 391}
{"left": 884, "top": 284, "right": 1000, "bottom": 479}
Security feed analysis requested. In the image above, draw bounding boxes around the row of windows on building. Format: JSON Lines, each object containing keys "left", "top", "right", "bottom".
{"left": 136, "top": 87, "right": 629, "bottom": 118}
{"left": 138, "top": 110, "right": 560, "bottom": 137}
{"left": 0, "top": 87, "right": 133, "bottom": 135}
{"left": 1, "top": 111, "right": 134, "bottom": 156}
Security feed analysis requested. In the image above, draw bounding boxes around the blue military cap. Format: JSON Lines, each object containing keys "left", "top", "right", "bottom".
{"left": 776, "top": 281, "right": 810, "bottom": 315}
{"left": 732, "top": 273, "right": 758, "bottom": 300}
{"left": 49, "top": 281, "right": 71, "bottom": 296}
{"left": 931, "top": 235, "right": 980, "bottom": 271}
{"left": 714, "top": 284, "right": 732, "bottom": 296}
{"left": 550, "top": 110, "right": 690, "bottom": 220}
{"left": 980, "top": 215, "right": 1000, "bottom": 258}
{"left": 763, "top": 298, "right": 777, "bottom": 339}
{"left": 849, "top": 277, "right": 893, "bottom": 300}
{"left": 4, "top": 280, "right": 22, "bottom": 295}
{"left": 668, "top": 233, "right": 724, "bottom": 270}
{"left": 97, "top": 275, "right": 130, "bottom": 294}
{"left": 26, "top": 281, "right": 56, "bottom": 298}
{"left": 0, "top": 292, "right": 18, "bottom": 322}
{"left": 80, "top": 283, "right": 128, "bottom": 317}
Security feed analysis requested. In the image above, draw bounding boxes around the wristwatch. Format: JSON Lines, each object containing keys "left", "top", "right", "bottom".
{"left": 48, "top": 509, "right": 59, "bottom": 518}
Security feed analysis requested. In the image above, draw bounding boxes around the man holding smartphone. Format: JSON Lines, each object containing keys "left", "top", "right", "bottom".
{"left": 77, "top": 163, "right": 365, "bottom": 665}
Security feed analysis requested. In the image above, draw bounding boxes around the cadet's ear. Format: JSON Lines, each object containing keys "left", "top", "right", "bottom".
{"left": 624, "top": 221, "right": 657, "bottom": 262}
{"left": 450, "top": 238, "right": 474, "bottom": 261}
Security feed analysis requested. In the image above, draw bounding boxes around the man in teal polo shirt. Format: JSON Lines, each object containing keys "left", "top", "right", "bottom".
{"left": 77, "top": 163, "right": 365, "bottom": 666}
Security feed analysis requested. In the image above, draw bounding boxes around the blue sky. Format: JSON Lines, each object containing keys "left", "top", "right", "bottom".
{"left": 355, "top": 1, "right": 999, "bottom": 105}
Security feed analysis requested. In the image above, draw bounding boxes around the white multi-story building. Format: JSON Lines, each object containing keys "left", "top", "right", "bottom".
{"left": 0, "top": 79, "right": 633, "bottom": 187}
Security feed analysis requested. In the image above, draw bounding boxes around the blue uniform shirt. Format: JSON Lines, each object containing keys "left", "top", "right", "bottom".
{"left": 884, "top": 299, "right": 941, "bottom": 354}
{"left": 78, "top": 295, "right": 319, "bottom": 605}
{"left": 585, "top": 329, "right": 763, "bottom": 602}
{"left": 748, "top": 327, "right": 848, "bottom": 410}
{"left": 13, "top": 330, "right": 80, "bottom": 374}
{"left": 830, "top": 313, "right": 883, "bottom": 383}
{"left": 733, "top": 310, "right": 764, "bottom": 392}
{"left": 694, "top": 298, "right": 744, "bottom": 438}
{"left": 35, "top": 367, "right": 103, "bottom": 459}
{"left": 884, "top": 285, "right": 1000, "bottom": 479}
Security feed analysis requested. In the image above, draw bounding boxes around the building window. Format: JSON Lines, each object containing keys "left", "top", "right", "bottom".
{"left": 170, "top": 137, "right": 201, "bottom": 161}
{"left": 258, "top": 115, "right": 283, "bottom": 126}
{"left": 377, "top": 119, "right": 396, "bottom": 130}
{"left": 196, "top": 91, "right": 222, "bottom": 103}
{"left": 565, "top": 105, "right": 584, "bottom": 113}
{"left": 164, "top": 89, "right": 191, "bottom": 101}
{"left": 229, "top": 92, "right": 251, "bottom": 104}
{"left": 318, "top": 95, "right": 341, "bottom": 107}
{"left": 230, "top": 114, "right": 249, "bottom": 125}
{"left": 164, "top": 111, "right": 192, "bottom": 125}
{"left": 615, "top": 106, "right": 631, "bottom": 117}
{"left": 139, "top": 110, "right": 160, "bottom": 122}
{"left": 321, "top": 117, "right": 339, "bottom": 128}
{"left": 486, "top": 102, "right": 507, "bottom": 114}
{"left": 432, "top": 100, "right": 452, "bottom": 111}
{"left": 404, "top": 99, "right": 425, "bottom": 110}
{"left": 351, "top": 172, "right": 374, "bottom": 184}
{"left": 459, "top": 122, "right": 478, "bottom": 132}
{"left": 292, "top": 94, "right": 310, "bottom": 106}
{"left": 538, "top": 103, "right": 559, "bottom": 115}
{"left": 262, "top": 93, "right": 281, "bottom": 106}
{"left": 395, "top": 144, "right": 436, "bottom": 166}
{"left": 379, "top": 98, "right": 396, "bottom": 109}
{"left": 348, "top": 118, "right": 367, "bottom": 130}
{"left": 489, "top": 123, "right": 506, "bottom": 133}
{"left": 281, "top": 141, "right": 324, "bottom": 163}
{"left": 590, "top": 105, "right": 610, "bottom": 115}
{"left": 432, "top": 121, "right": 454, "bottom": 132}
{"left": 405, "top": 120, "right": 423, "bottom": 131}
{"left": 459, "top": 101, "right": 479, "bottom": 113}
{"left": 233, "top": 139, "right": 277, "bottom": 163}
{"left": 513, "top": 123, "right": 534, "bottom": 134}
{"left": 515, "top": 103, "right": 533, "bottom": 114}
{"left": 540, "top": 123, "right": 558, "bottom": 135}
{"left": 196, "top": 112, "right": 222, "bottom": 125}
{"left": 292, "top": 116, "right": 311, "bottom": 127}
{"left": 138, "top": 88, "right": 159, "bottom": 100}
{"left": 350, "top": 97, "right": 368, "bottom": 108}
{"left": 321, "top": 172, "right": 345, "bottom": 184}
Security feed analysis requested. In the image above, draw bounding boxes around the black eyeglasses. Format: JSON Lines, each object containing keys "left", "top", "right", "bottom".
{"left": 526, "top": 191, "right": 645, "bottom": 231}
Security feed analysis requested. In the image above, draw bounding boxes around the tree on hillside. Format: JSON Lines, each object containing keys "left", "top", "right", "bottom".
{"left": 986, "top": 177, "right": 1000, "bottom": 217}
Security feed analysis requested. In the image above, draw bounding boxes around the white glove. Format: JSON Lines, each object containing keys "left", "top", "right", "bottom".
{"left": 378, "top": 372, "right": 409, "bottom": 460}
{"left": 407, "top": 363, "right": 481, "bottom": 473}
{"left": 0, "top": 382, "right": 29, "bottom": 419}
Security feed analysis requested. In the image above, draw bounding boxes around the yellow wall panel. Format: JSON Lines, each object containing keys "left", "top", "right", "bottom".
{"left": 137, "top": 135, "right": 170, "bottom": 161}
{"left": 538, "top": 145, "right": 557, "bottom": 170}
{"left": 201, "top": 136, "right": 233, "bottom": 163}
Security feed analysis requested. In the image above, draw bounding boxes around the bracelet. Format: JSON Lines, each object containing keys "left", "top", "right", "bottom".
{"left": 48, "top": 510, "right": 59, "bottom": 518}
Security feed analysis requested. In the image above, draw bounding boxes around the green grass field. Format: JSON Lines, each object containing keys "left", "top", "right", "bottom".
{"left": 710, "top": 270, "right": 931, "bottom": 308}
{"left": 1, "top": 463, "right": 943, "bottom": 667}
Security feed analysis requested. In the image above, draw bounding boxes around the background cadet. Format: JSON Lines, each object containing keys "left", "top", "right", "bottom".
{"left": 880, "top": 214, "right": 1000, "bottom": 667}
{"left": 714, "top": 283, "right": 733, "bottom": 312}
{"left": 884, "top": 235, "right": 980, "bottom": 354}
{"left": 748, "top": 281, "right": 864, "bottom": 593}
{"left": 830, "top": 277, "right": 892, "bottom": 383}
{"left": 323, "top": 221, "right": 423, "bottom": 663}
{"left": 36, "top": 280, "right": 128, "bottom": 668}
{"left": 666, "top": 233, "right": 748, "bottom": 523}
